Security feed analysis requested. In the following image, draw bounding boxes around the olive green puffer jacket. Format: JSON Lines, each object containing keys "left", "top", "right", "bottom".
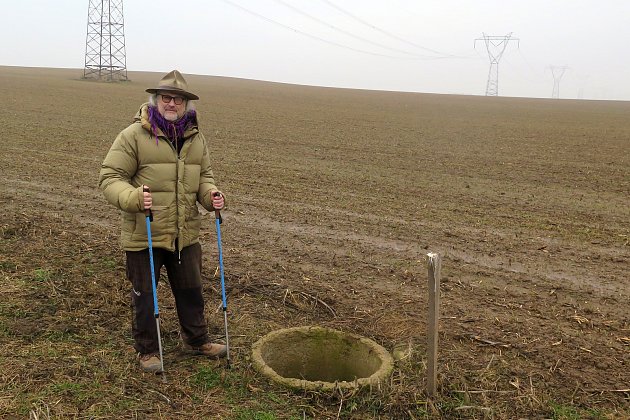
{"left": 99, "top": 103, "right": 219, "bottom": 252}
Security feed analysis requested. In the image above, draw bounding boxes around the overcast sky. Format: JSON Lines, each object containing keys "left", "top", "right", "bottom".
{"left": 3, "top": 0, "right": 629, "bottom": 100}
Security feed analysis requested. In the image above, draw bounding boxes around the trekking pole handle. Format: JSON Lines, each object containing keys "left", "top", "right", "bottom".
{"left": 212, "top": 191, "right": 223, "bottom": 224}
{"left": 143, "top": 185, "right": 153, "bottom": 222}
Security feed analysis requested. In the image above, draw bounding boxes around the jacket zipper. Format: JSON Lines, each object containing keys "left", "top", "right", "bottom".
{"left": 175, "top": 136, "right": 182, "bottom": 264}
{"left": 159, "top": 130, "right": 182, "bottom": 264}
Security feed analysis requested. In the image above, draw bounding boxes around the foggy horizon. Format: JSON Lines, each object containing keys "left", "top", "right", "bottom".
{"left": 3, "top": 0, "right": 629, "bottom": 101}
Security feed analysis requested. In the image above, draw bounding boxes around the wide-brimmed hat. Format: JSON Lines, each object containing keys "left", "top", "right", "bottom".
{"left": 145, "top": 70, "right": 199, "bottom": 100}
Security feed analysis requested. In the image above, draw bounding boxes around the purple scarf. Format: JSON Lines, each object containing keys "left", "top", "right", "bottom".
{"left": 148, "top": 106, "right": 197, "bottom": 152}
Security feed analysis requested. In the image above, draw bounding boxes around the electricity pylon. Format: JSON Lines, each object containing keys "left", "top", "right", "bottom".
{"left": 576, "top": 74, "right": 590, "bottom": 99}
{"left": 83, "top": 0, "right": 128, "bottom": 81}
{"left": 475, "top": 33, "right": 519, "bottom": 96}
{"left": 549, "top": 65, "right": 569, "bottom": 99}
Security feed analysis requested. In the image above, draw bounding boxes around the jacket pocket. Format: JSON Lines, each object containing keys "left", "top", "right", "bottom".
{"left": 178, "top": 203, "right": 201, "bottom": 247}
{"left": 185, "top": 203, "right": 200, "bottom": 221}
{"left": 131, "top": 206, "right": 170, "bottom": 242}
{"left": 122, "top": 212, "right": 136, "bottom": 241}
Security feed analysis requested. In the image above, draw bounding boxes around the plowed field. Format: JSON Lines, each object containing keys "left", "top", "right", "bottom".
{"left": 0, "top": 66, "right": 628, "bottom": 419}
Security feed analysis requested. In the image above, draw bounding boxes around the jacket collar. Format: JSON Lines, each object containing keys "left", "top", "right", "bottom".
{"left": 135, "top": 103, "right": 199, "bottom": 140}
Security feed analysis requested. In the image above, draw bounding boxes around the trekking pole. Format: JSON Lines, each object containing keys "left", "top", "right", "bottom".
{"left": 144, "top": 186, "right": 165, "bottom": 375}
{"left": 213, "top": 192, "right": 231, "bottom": 368}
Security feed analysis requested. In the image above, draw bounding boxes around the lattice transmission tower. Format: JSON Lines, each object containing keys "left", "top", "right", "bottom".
{"left": 475, "top": 33, "right": 519, "bottom": 96}
{"left": 83, "top": 0, "right": 128, "bottom": 81}
{"left": 549, "top": 65, "right": 569, "bottom": 99}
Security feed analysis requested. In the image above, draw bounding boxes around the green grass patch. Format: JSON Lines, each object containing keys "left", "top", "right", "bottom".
{"left": 192, "top": 366, "right": 222, "bottom": 390}
{"left": 0, "top": 260, "right": 17, "bottom": 271}
{"left": 0, "top": 302, "right": 14, "bottom": 317}
{"left": 31, "top": 268, "right": 52, "bottom": 282}
{"left": 47, "top": 380, "right": 104, "bottom": 406}
{"left": 50, "top": 381, "right": 84, "bottom": 395}
{"left": 14, "top": 393, "right": 37, "bottom": 417}
{"left": 92, "top": 396, "right": 137, "bottom": 415}
{"left": 44, "top": 330, "right": 79, "bottom": 343}
{"left": 102, "top": 257, "right": 120, "bottom": 270}
{"left": 190, "top": 366, "right": 301, "bottom": 418}
{"left": 0, "top": 320, "right": 8, "bottom": 337}
{"left": 233, "top": 409, "right": 277, "bottom": 420}
{"left": 549, "top": 401, "right": 604, "bottom": 420}
{"left": 0, "top": 302, "right": 30, "bottom": 319}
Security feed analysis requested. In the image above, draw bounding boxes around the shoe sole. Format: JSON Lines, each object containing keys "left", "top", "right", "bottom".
{"left": 140, "top": 364, "right": 163, "bottom": 373}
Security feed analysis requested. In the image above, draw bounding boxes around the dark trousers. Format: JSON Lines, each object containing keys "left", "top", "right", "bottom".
{"left": 126, "top": 243, "right": 209, "bottom": 354}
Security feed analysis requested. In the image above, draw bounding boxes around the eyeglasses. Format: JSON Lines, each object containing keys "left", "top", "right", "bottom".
{"left": 160, "top": 94, "right": 185, "bottom": 105}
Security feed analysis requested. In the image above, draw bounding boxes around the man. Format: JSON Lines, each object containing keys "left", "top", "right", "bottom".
{"left": 99, "top": 70, "right": 227, "bottom": 372}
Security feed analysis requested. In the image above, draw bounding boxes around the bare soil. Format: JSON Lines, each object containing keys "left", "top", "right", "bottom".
{"left": 0, "top": 66, "right": 628, "bottom": 419}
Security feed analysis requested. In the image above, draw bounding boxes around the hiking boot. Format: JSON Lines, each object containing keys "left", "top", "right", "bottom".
{"left": 138, "top": 353, "right": 162, "bottom": 373}
{"left": 186, "top": 342, "right": 227, "bottom": 359}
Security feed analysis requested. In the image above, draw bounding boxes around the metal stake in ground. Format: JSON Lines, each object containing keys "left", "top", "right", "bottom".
{"left": 144, "top": 186, "right": 165, "bottom": 375}
{"left": 213, "top": 192, "right": 231, "bottom": 368}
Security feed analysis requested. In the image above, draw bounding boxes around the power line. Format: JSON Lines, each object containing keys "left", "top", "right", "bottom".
{"left": 271, "top": 0, "right": 443, "bottom": 59}
{"left": 320, "top": 0, "right": 464, "bottom": 58}
{"left": 502, "top": 55, "right": 542, "bottom": 85}
{"left": 221, "top": 0, "right": 450, "bottom": 60}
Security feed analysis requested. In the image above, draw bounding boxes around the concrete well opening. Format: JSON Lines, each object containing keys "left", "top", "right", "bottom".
{"left": 252, "top": 326, "right": 394, "bottom": 391}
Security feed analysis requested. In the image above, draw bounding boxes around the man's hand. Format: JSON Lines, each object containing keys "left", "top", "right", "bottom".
{"left": 211, "top": 191, "right": 225, "bottom": 210}
{"left": 142, "top": 186, "right": 152, "bottom": 210}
